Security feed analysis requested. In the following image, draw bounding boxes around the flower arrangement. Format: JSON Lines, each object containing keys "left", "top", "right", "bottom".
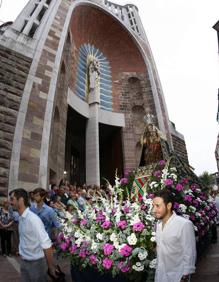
{"left": 142, "top": 159, "right": 217, "bottom": 240}
{"left": 56, "top": 177, "right": 156, "bottom": 281}
{"left": 55, "top": 158, "right": 217, "bottom": 281}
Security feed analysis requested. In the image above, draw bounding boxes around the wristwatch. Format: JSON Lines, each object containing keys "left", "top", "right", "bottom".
{"left": 181, "top": 275, "right": 190, "bottom": 281}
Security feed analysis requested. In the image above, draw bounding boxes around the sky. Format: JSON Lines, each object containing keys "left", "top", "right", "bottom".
{"left": 0, "top": 0, "right": 219, "bottom": 175}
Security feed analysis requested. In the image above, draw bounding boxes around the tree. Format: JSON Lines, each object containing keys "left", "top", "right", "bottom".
{"left": 198, "top": 171, "right": 215, "bottom": 193}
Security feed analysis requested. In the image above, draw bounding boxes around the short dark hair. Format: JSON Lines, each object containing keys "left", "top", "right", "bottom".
{"left": 33, "top": 188, "right": 47, "bottom": 198}
{"left": 9, "top": 188, "right": 29, "bottom": 207}
{"left": 154, "top": 189, "right": 175, "bottom": 210}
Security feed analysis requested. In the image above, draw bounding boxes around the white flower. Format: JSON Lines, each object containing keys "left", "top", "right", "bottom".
{"left": 132, "top": 264, "right": 144, "bottom": 272}
{"left": 179, "top": 204, "right": 187, "bottom": 213}
{"left": 170, "top": 167, "right": 177, "bottom": 172}
{"left": 113, "top": 240, "right": 120, "bottom": 249}
{"left": 150, "top": 236, "right": 156, "bottom": 242}
{"left": 96, "top": 233, "right": 103, "bottom": 240}
{"left": 75, "top": 237, "right": 83, "bottom": 247}
{"left": 138, "top": 251, "right": 148, "bottom": 260}
{"left": 130, "top": 214, "right": 140, "bottom": 225}
{"left": 110, "top": 233, "right": 117, "bottom": 242}
{"left": 74, "top": 231, "right": 82, "bottom": 238}
{"left": 127, "top": 233, "right": 137, "bottom": 245}
{"left": 91, "top": 241, "right": 98, "bottom": 251}
{"left": 149, "top": 258, "right": 157, "bottom": 269}
{"left": 146, "top": 214, "right": 154, "bottom": 221}
{"left": 149, "top": 181, "right": 158, "bottom": 188}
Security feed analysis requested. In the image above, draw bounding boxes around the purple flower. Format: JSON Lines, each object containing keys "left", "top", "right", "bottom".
{"left": 60, "top": 242, "right": 68, "bottom": 251}
{"left": 133, "top": 221, "right": 145, "bottom": 232}
{"left": 153, "top": 170, "right": 161, "bottom": 178}
{"left": 117, "top": 261, "right": 130, "bottom": 273}
{"left": 123, "top": 206, "right": 130, "bottom": 214}
{"left": 182, "top": 178, "right": 189, "bottom": 184}
{"left": 164, "top": 179, "right": 173, "bottom": 186}
{"left": 96, "top": 213, "right": 106, "bottom": 222}
{"left": 103, "top": 243, "right": 114, "bottom": 256}
{"left": 79, "top": 250, "right": 87, "bottom": 258}
{"left": 69, "top": 244, "right": 77, "bottom": 254}
{"left": 72, "top": 218, "right": 78, "bottom": 224}
{"left": 173, "top": 202, "right": 180, "bottom": 210}
{"left": 80, "top": 219, "right": 87, "bottom": 225}
{"left": 101, "top": 221, "right": 111, "bottom": 229}
{"left": 159, "top": 160, "right": 166, "bottom": 166}
{"left": 90, "top": 255, "right": 97, "bottom": 265}
{"left": 192, "top": 199, "right": 199, "bottom": 207}
{"left": 184, "top": 195, "right": 193, "bottom": 202}
{"left": 148, "top": 193, "right": 154, "bottom": 199}
{"left": 120, "top": 178, "right": 128, "bottom": 185}
{"left": 119, "top": 244, "right": 132, "bottom": 257}
{"left": 124, "top": 169, "right": 131, "bottom": 178}
{"left": 175, "top": 183, "right": 183, "bottom": 191}
{"left": 102, "top": 258, "right": 113, "bottom": 269}
{"left": 117, "top": 220, "right": 127, "bottom": 230}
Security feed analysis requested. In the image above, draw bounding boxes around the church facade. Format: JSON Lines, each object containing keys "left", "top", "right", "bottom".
{"left": 0, "top": 0, "right": 188, "bottom": 194}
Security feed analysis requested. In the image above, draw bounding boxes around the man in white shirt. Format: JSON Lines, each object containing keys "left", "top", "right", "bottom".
{"left": 9, "top": 188, "right": 57, "bottom": 282}
{"left": 152, "top": 189, "right": 196, "bottom": 282}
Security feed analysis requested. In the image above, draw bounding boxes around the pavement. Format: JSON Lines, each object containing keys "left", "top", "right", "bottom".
{"left": 0, "top": 229, "right": 219, "bottom": 282}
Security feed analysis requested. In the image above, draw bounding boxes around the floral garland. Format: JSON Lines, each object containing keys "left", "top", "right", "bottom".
{"left": 55, "top": 160, "right": 217, "bottom": 281}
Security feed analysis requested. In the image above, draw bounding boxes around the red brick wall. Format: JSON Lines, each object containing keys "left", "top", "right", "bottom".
{"left": 70, "top": 5, "right": 146, "bottom": 112}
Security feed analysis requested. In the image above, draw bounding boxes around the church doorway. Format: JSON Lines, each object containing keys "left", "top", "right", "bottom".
{"left": 65, "top": 106, "right": 86, "bottom": 185}
{"left": 99, "top": 124, "right": 123, "bottom": 185}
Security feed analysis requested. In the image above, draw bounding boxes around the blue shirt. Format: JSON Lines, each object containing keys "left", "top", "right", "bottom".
{"left": 19, "top": 208, "right": 51, "bottom": 260}
{"left": 30, "top": 203, "right": 60, "bottom": 237}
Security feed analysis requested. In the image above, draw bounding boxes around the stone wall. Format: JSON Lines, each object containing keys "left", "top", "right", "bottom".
{"left": 0, "top": 45, "right": 32, "bottom": 194}
{"left": 171, "top": 134, "right": 189, "bottom": 164}
{"left": 118, "top": 72, "right": 158, "bottom": 170}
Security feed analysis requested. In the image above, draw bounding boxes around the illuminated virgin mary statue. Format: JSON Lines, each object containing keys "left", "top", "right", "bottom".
{"left": 86, "top": 56, "right": 100, "bottom": 104}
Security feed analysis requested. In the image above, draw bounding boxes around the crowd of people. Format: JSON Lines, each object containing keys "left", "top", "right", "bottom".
{"left": 0, "top": 179, "right": 218, "bottom": 282}
{"left": 0, "top": 180, "right": 109, "bottom": 257}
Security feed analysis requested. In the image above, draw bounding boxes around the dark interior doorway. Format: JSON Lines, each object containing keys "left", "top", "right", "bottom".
{"left": 65, "top": 106, "right": 86, "bottom": 185}
{"left": 99, "top": 123, "right": 123, "bottom": 185}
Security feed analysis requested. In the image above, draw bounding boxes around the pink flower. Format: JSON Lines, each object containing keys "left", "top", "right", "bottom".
{"left": 119, "top": 244, "right": 132, "bottom": 257}
{"left": 79, "top": 250, "right": 87, "bottom": 258}
{"left": 123, "top": 206, "right": 130, "bottom": 214}
{"left": 117, "top": 220, "right": 127, "bottom": 230}
{"left": 133, "top": 221, "right": 145, "bottom": 232}
{"left": 101, "top": 221, "right": 111, "bottom": 229}
{"left": 164, "top": 179, "right": 173, "bottom": 186}
{"left": 120, "top": 178, "right": 128, "bottom": 185}
{"left": 90, "top": 255, "right": 97, "bottom": 265}
{"left": 159, "top": 160, "right": 166, "bottom": 166}
{"left": 72, "top": 218, "right": 78, "bottom": 224}
{"left": 69, "top": 244, "right": 77, "bottom": 254}
{"left": 117, "top": 261, "right": 130, "bottom": 273}
{"left": 103, "top": 243, "right": 114, "bottom": 256}
{"left": 153, "top": 170, "right": 161, "bottom": 178}
{"left": 176, "top": 183, "right": 183, "bottom": 191}
{"left": 182, "top": 178, "right": 189, "bottom": 184}
{"left": 173, "top": 202, "right": 180, "bottom": 210}
{"left": 102, "top": 258, "right": 113, "bottom": 269}
{"left": 184, "top": 195, "right": 193, "bottom": 202}
{"left": 80, "top": 219, "right": 87, "bottom": 225}
{"left": 60, "top": 242, "right": 68, "bottom": 251}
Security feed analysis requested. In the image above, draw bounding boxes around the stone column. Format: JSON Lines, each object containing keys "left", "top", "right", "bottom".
{"left": 86, "top": 103, "right": 100, "bottom": 186}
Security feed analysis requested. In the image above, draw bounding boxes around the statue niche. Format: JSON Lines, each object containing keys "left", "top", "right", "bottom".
{"left": 86, "top": 56, "right": 100, "bottom": 104}
{"left": 139, "top": 116, "right": 163, "bottom": 166}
